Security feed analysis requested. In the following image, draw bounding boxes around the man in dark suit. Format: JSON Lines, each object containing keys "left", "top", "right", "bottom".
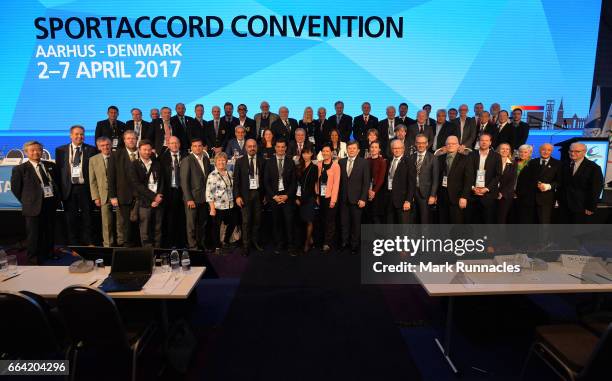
{"left": 315, "top": 107, "right": 331, "bottom": 151}
{"left": 159, "top": 136, "right": 187, "bottom": 248}
{"left": 180, "top": 138, "right": 211, "bottom": 251}
{"left": 516, "top": 143, "right": 560, "bottom": 223}
{"left": 338, "top": 141, "right": 370, "bottom": 254}
{"left": 108, "top": 130, "right": 139, "bottom": 246}
{"left": 411, "top": 134, "right": 439, "bottom": 223}
{"left": 95, "top": 105, "right": 127, "bottom": 151}
{"left": 328, "top": 101, "right": 353, "bottom": 142}
{"left": 222, "top": 102, "right": 240, "bottom": 139}
{"left": 432, "top": 109, "right": 458, "bottom": 152}
{"left": 125, "top": 107, "right": 152, "bottom": 144}
{"left": 187, "top": 104, "right": 207, "bottom": 144}
{"left": 511, "top": 108, "right": 530, "bottom": 149}
{"left": 353, "top": 102, "right": 379, "bottom": 151}
{"left": 473, "top": 102, "right": 484, "bottom": 127}
{"left": 408, "top": 110, "right": 435, "bottom": 150}
{"left": 169, "top": 103, "right": 193, "bottom": 150}
{"left": 152, "top": 106, "right": 188, "bottom": 155}
{"left": 386, "top": 139, "right": 416, "bottom": 224}
{"left": 11, "top": 141, "right": 60, "bottom": 264}
{"left": 253, "top": 101, "right": 278, "bottom": 140}
{"left": 397, "top": 102, "right": 416, "bottom": 127}
{"left": 271, "top": 106, "right": 299, "bottom": 141}
{"left": 55, "top": 125, "right": 97, "bottom": 245}
{"left": 206, "top": 105, "right": 229, "bottom": 158}
{"left": 225, "top": 125, "right": 248, "bottom": 159}
{"left": 130, "top": 140, "right": 165, "bottom": 247}
{"left": 233, "top": 138, "right": 265, "bottom": 255}
{"left": 453, "top": 104, "right": 477, "bottom": 152}
{"left": 385, "top": 125, "right": 410, "bottom": 159}
{"left": 236, "top": 103, "right": 257, "bottom": 140}
{"left": 465, "top": 134, "right": 502, "bottom": 224}
{"left": 437, "top": 136, "right": 473, "bottom": 224}
{"left": 558, "top": 142, "right": 603, "bottom": 223}
{"left": 263, "top": 139, "right": 297, "bottom": 255}
{"left": 473, "top": 111, "right": 498, "bottom": 149}
{"left": 493, "top": 110, "right": 515, "bottom": 150}
{"left": 422, "top": 104, "right": 437, "bottom": 127}
{"left": 287, "top": 128, "right": 314, "bottom": 160}
{"left": 379, "top": 105, "right": 399, "bottom": 154}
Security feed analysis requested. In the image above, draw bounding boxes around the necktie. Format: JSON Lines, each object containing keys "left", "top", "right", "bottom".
{"left": 111, "top": 121, "right": 117, "bottom": 137}
{"left": 419, "top": 125, "right": 423, "bottom": 134}
{"left": 135, "top": 122, "right": 141, "bottom": 138}
{"left": 130, "top": 152, "right": 137, "bottom": 162}
{"left": 446, "top": 154, "right": 454, "bottom": 173}
{"left": 347, "top": 158, "right": 354, "bottom": 177}
{"left": 364, "top": 115, "right": 368, "bottom": 124}
{"left": 278, "top": 158, "right": 284, "bottom": 175}
{"left": 571, "top": 161, "right": 576, "bottom": 175}
{"left": 541, "top": 159, "right": 547, "bottom": 166}
{"left": 239, "top": 140, "right": 243, "bottom": 150}
{"left": 72, "top": 146, "right": 82, "bottom": 184}
{"left": 180, "top": 116, "right": 185, "bottom": 127}
{"left": 390, "top": 158, "right": 398, "bottom": 178}
{"left": 298, "top": 143, "right": 302, "bottom": 155}
{"left": 389, "top": 120, "right": 394, "bottom": 137}
{"left": 416, "top": 154, "right": 424, "bottom": 177}
{"left": 38, "top": 164, "right": 50, "bottom": 186}
{"left": 173, "top": 154, "right": 179, "bottom": 186}
{"left": 337, "top": 115, "right": 341, "bottom": 125}
{"left": 249, "top": 156, "right": 255, "bottom": 176}
{"left": 103, "top": 156, "right": 108, "bottom": 173}
{"left": 215, "top": 120, "right": 219, "bottom": 136}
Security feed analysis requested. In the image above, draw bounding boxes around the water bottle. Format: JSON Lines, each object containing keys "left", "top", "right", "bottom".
{"left": 170, "top": 250, "right": 180, "bottom": 273}
{"left": 0, "top": 250, "right": 7, "bottom": 272}
{"left": 181, "top": 250, "right": 191, "bottom": 272}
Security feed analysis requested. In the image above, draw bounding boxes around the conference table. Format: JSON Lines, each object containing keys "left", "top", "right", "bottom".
{"left": 414, "top": 262, "right": 612, "bottom": 374}
{"left": 0, "top": 265, "right": 206, "bottom": 330}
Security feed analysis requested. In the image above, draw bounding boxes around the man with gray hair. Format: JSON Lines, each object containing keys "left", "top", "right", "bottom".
{"left": 126, "top": 107, "right": 152, "bottom": 144}
{"left": 89, "top": 136, "right": 114, "bottom": 247}
{"left": 254, "top": 101, "right": 278, "bottom": 140}
{"left": 408, "top": 110, "right": 435, "bottom": 149}
{"left": 206, "top": 105, "right": 229, "bottom": 156}
{"left": 271, "top": 106, "right": 298, "bottom": 141}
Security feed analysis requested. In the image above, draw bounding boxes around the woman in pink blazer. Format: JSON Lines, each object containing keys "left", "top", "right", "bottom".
{"left": 316, "top": 144, "right": 341, "bottom": 253}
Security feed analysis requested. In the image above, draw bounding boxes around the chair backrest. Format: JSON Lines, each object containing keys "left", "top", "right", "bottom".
{"left": 57, "top": 286, "right": 130, "bottom": 353}
{"left": 0, "top": 292, "right": 57, "bottom": 357}
{"left": 579, "top": 322, "right": 612, "bottom": 380}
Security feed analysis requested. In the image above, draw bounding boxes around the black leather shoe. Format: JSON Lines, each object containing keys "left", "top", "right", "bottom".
{"left": 253, "top": 242, "right": 264, "bottom": 252}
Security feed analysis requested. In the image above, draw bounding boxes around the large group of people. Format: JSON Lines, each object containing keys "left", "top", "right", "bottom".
{"left": 10, "top": 100, "right": 604, "bottom": 262}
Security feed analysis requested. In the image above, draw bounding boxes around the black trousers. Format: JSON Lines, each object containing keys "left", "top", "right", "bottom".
{"left": 466, "top": 196, "right": 497, "bottom": 224}
{"left": 271, "top": 199, "right": 295, "bottom": 250}
{"left": 212, "top": 207, "right": 237, "bottom": 248}
{"left": 536, "top": 203, "right": 554, "bottom": 224}
{"left": 25, "top": 198, "right": 56, "bottom": 263}
{"left": 240, "top": 190, "right": 262, "bottom": 248}
{"left": 63, "top": 184, "right": 92, "bottom": 245}
{"left": 497, "top": 197, "right": 513, "bottom": 224}
{"left": 319, "top": 197, "right": 337, "bottom": 246}
{"left": 413, "top": 192, "right": 432, "bottom": 224}
{"left": 163, "top": 187, "right": 186, "bottom": 248}
{"left": 385, "top": 203, "right": 410, "bottom": 224}
{"left": 340, "top": 202, "right": 363, "bottom": 249}
{"left": 559, "top": 206, "right": 593, "bottom": 224}
{"left": 438, "top": 188, "right": 464, "bottom": 224}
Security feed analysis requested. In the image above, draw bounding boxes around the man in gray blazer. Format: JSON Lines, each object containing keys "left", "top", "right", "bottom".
{"left": 253, "top": 101, "right": 279, "bottom": 140}
{"left": 453, "top": 104, "right": 477, "bottom": 152}
{"left": 180, "top": 138, "right": 211, "bottom": 250}
{"left": 411, "top": 134, "right": 439, "bottom": 223}
{"left": 89, "top": 137, "right": 114, "bottom": 247}
{"left": 408, "top": 110, "right": 435, "bottom": 150}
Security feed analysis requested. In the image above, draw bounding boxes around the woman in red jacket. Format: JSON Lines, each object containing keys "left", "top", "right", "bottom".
{"left": 316, "top": 144, "right": 341, "bottom": 253}
{"left": 366, "top": 140, "right": 387, "bottom": 223}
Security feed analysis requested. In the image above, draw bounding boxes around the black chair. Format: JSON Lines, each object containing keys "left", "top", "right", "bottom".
{"left": 57, "top": 286, "right": 158, "bottom": 381}
{"left": 521, "top": 323, "right": 612, "bottom": 380}
{"left": 0, "top": 292, "right": 59, "bottom": 359}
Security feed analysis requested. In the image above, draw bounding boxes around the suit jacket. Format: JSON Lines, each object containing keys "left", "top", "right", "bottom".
{"left": 171, "top": 114, "right": 194, "bottom": 145}
{"left": 353, "top": 114, "right": 379, "bottom": 149}
{"left": 236, "top": 117, "right": 257, "bottom": 140}
{"left": 328, "top": 114, "right": 353, "bottom": 142}
{"left": 314, "top": 119, "right": 332, "bottom": 150}
{"left": 474, "top": 123, "right": 498, "bottom": 147}
{"left": 129, "top": 159, "right": 166, "bottom": 208}
{"left": 407, "top": 123, "right": 435, "bottom": 149}
{"left": 558, "top": 158, "right": 603, "bottom": 213}
{"left": 396, "top": 116, "right": 415, "bottom": 128}
{"left": 125, "top": 120, "right": 153, "bottom": 142}
{"left": 108, "top": 148, "right": 138, "bottom": 204}
{"left": 385, "top": 138, "right": 410, "bottom": 160}
{"left": 151, "top": 118, "right": 188, "bottom": 154}
{"left": 434, "top": 122, "right": 459, "bottom": 150}
{"left": 498, "top": 159, "right": 517, "bottom": 201}
{"left": 55, "top": 143, "right": 97, "bottom": 200}
{"left": 11, "top": 160, "right": 60, "bottom": 217}
{"left": 180, "top": 153, "right": 211, "bottom": 204}
{"left": 493, "top": 122, "right": 515, "bottom": 150}
{"left": 513, "top": 121, "right": 530, "bottom": 148}
{"left": 338, "top": 156, "right": 370, "bottom": 204}
{"left": 453, "top": 117, "right": 477, "bottom": 148}
{"left": 377, "top": 119, "right": 399, "bottom": 153}
{"left": 233, "top": 154, "right": 265, "bottom": 200}
{"left": 263, "top": 156, "right": 297, "bottom": 201}
{"left": 287, "top": 140, "right": 314, "bottom": 159}
{"left": 468, "top": 150, "right": 502, "bottom": 203}
{"left": 387, "top": 156, "right": 416, "bottom": 208}
{"left": 159, "top": 150, "right": 188, "bottom": 197}
{"left": 88, "top": 153, "right": 110, "bottom": 204}
{"left": 205, "top": 119, "right": 230, "bottom": 150}
{"left": 225, "top": 138, "right": 247, "bottom": 158}
{"left": 438, "top": 153, "right": 473, "bottom": 205}
{"left": 518, "top": 157, "right": 560, "bottom": 207}
{"left": 186, "top": 117, "right": 207, "bottom": 145}
{"left": 271, "top": 118, "right": 299, "bottom": 141}
{"left": 411, "top": 151, "right": 439, "bottom": 198}
{"left": 95, "top": 119, "right": 127, "bottom": 148}
{"left": 254, "top": 112, "right": 279, "bottom": 139}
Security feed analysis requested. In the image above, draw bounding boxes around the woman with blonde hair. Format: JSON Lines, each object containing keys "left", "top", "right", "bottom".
{"left": 299, "top": 106, "right": 317, "bottom": 144}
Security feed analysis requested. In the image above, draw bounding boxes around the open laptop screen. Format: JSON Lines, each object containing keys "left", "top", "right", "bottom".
{"left": 111, "top": 248, "right": 154, "bottom": 275}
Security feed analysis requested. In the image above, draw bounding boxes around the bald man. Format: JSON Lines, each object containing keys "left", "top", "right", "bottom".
{"left": 437, "top": 136, "right": 473, "bottom": 224}
{"left": 558, "top": 142, "right": 603, "bottom": 223}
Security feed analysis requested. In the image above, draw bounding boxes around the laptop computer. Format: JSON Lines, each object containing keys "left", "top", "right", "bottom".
{"left": 98, "top": 248, "right": 154, "bottom": 292}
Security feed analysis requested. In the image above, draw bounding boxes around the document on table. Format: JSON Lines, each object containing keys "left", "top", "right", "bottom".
{"left": 143, "top": 271, "right": 183, "bottom": 294}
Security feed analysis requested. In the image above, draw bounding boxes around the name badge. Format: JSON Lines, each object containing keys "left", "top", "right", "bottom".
{"left": 71, "top": 166, "right": 82, "bottom": 178}
{"left": 388, "top": 178, "right": 393, "bottom": 190}
{"left": 308, "top": 136, "right": 315, "bottom": 144}
{"left": 112, "top": 138, "right": 119, "bottom": 148}
{"left": 476, "top": 169, "right": 486, "bottom": 188}
{"left": 278, "top": 178, "right": 284, "bottom": 192}
{"left": 320, "top": 183, "right": 327, "bottom": 197}
{"left": 148, "top": 181, "right": 158, "bottom": 193}
{"left": 296, "top": 184, "right": 302, "bottom": 197}
{"left": 442, "top": 176, "right": 448, "bottom": 187}
{"left": 249, "top": 177, "right": 258, "bottom": 189}
{"left": 43, "top": 185, "right": 54, "bottom": 198}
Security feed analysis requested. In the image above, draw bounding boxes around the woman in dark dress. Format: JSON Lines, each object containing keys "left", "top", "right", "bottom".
{"left": 296, "top": 146, "right": 317, "bottom": 253}
{"left": 366, "top": 141, "right": 387, "bottom": 223}
{"left": 259, "top": 128, "right": 276, "bottom": 160}
{"left": 299, "top": 106, "right": 318, "bottom": 148}
{"left": 496, "top": 142, "right": 517, "bottom": 223}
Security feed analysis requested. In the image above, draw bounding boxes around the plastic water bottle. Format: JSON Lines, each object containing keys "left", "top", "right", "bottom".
{"left": 181, "top": 251, "right": 191, "bottom": 272}
{"left": 170, "top": 250, "right": 180, "bottom": 273}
